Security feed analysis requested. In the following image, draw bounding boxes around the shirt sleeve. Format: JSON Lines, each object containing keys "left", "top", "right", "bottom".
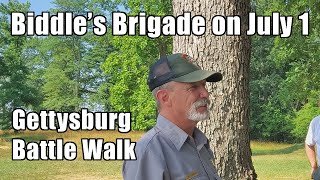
{"left": 122, "top": 149, "right": 170, "bottom": 180}
{"left": 306, "top": 119, "right": 316, "bottom": 146}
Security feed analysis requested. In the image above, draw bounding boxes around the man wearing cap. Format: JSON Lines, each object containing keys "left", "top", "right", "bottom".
{"left": 122, "top": 53, "right": 222, "bottom": 180}
{"left": 306, "top": 115, "right": 320, "bottom": 179}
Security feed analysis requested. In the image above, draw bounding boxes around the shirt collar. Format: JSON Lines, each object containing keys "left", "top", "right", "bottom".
{"left": 155, "top": 114, "right": 208, "bottom": 151}
{"left": 193, "top": 128, "right": 208, "bottom": 151}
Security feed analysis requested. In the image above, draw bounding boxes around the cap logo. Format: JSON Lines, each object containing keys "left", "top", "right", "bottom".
{"left": 181, "top": 53, "right": 197, "bottom": 63}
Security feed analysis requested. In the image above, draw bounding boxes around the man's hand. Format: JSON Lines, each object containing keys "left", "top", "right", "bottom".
{"left": 306, "top": 143, "right": 317, "bottom": 179}
{"left": 311, "top": 167, "right": 317, "bottom": 179}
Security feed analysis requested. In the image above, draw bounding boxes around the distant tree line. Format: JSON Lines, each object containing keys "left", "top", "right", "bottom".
{"left": 0, "top": 0, "right": 319, "bottom": 142}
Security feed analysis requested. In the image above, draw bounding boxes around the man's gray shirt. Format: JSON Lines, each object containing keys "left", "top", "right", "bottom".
{"left": 122, "top": 115, "right": 221, "bottom": 180}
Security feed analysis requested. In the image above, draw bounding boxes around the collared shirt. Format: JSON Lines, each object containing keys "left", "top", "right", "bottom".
{"left": 123, "top": 115, "right": 221, "bottom": 180}
{"left": 306, "top": 115, "right": 320, "bottom": 159}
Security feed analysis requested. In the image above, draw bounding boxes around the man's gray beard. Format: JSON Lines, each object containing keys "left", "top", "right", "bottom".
{"left": 188, "top": 98, "right": 211, "bottom": 121}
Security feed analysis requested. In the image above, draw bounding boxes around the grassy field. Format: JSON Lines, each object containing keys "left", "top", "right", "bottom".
{"left": 0, "top": 130, "right": 310, "bottom": 179}
{"left": 251, "top": 141, "right": 309, "bottom": 179}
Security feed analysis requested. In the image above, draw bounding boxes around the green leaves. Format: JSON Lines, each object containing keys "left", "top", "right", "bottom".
{"left": 0, "top": 0, "right": 37, "bottom": 129}
{"left": 250, "top": 0, "right": 320, "bottom": 142}
{"left": 99, "top": 0, "right": 172, "bottom": 130}
{"left": 35, "top": 0, "right": 116, "bottom": 112}
{"left": 0, "top": 0, "right": 172, "bottom": 131}
{"left": 102, "top": 35, "right": 161, "bottom": 130}
{"left": 291, "top": 92, "right": 320, "bottom": 140}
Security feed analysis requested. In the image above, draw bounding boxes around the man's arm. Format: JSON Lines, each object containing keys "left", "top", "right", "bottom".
{"left": 306, "top": 143, "right": 317, "bottom": 178}
{"left": 122, "top": 149, "right": 170, "bottom": 180}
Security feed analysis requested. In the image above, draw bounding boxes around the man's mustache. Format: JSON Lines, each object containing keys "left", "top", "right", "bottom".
{"left": 193, "top": 98, "right": 210, "bottom": 108}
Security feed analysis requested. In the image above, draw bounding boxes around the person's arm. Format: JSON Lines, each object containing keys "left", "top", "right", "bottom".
{"left": 306, "top": 143, "right": 317, "bottom": 178}
{"left": 122, "top": 149, "right": 170, "bottom": 180}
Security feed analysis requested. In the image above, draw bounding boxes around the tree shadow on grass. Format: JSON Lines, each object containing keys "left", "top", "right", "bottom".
{"left": 0, "top": 133, "right": 48, "bottom": 143}
{"left": 252, "top": 143, "right": 304, "bottom": 156}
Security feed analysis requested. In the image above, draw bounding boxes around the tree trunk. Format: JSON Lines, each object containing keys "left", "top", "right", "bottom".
{"left": 158, "top": 38, "right": 168, "bottom": 57}
{"left": 72, "top": 36, "right": 81, "bottom": 112}
{"left": 172, "top": 0, "right": 257, "bottom": 179}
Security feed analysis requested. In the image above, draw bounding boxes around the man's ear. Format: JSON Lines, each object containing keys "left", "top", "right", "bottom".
{"left": 156, "top": 89, "right": 172, "bottom": 107}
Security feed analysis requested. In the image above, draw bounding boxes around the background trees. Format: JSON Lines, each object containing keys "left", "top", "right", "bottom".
{"left": 37, "top": 0, "right": 115, "bottom": 112}
{"left": 1, "top": 0, "right": 319, "bottom": 178}
{"left": 101, "top": 0, "right": 172, "bottom": 130}
{"left": 0, "top": 0, "right": 40, "bottom": 129}
{"left": 0, "top": 0, "right": 319, "bottom": 140}
{"left": 249, "top": 0, "right": 320, "bottom": 142}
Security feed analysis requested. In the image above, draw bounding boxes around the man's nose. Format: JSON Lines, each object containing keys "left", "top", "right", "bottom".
{"left": 200, "top": 86, "right": 209, "bottom": 98}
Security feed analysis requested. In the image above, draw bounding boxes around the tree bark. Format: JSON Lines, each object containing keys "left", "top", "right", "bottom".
{"left": 172, "top": 0, "right": 257, "bottom": 179}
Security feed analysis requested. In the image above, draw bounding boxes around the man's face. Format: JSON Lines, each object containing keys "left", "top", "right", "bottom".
{"left": 169, "top": 80, "right": 210, "bottom": 121}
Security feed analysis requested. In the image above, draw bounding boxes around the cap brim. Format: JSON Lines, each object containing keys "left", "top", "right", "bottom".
{"left": 172, "top": 70, "right": 222, "bottom": 83}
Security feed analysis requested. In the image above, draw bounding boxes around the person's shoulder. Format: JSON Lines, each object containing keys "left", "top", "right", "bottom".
{"left": 313, "top": 115, "right": 320, "bottom": 120}
{"left": 311, "top": 115, "right": 320, "bottom": 123}
{"left": 135, "top": 126, "right": 166, "bottom": 156}
{"left": 122, "top": 127, "right": 168, "bottom": 179}
{"left": 309, "top": 115, "right": 320, "bottom": 127}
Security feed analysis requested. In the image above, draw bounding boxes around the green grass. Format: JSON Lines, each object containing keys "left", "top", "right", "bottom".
{"left": 0, "top": 130, "right": 144, "bottom": 180}
{"left": 0, "top": 131, "right": 311, "bottom": 179}
{"left": 251, "top": 141, "right": 310, "bottom": 180}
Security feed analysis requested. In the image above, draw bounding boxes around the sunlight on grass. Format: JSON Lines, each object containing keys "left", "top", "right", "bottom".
{"left": 251, "top": 141, "right": 309, "bottom": 180}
